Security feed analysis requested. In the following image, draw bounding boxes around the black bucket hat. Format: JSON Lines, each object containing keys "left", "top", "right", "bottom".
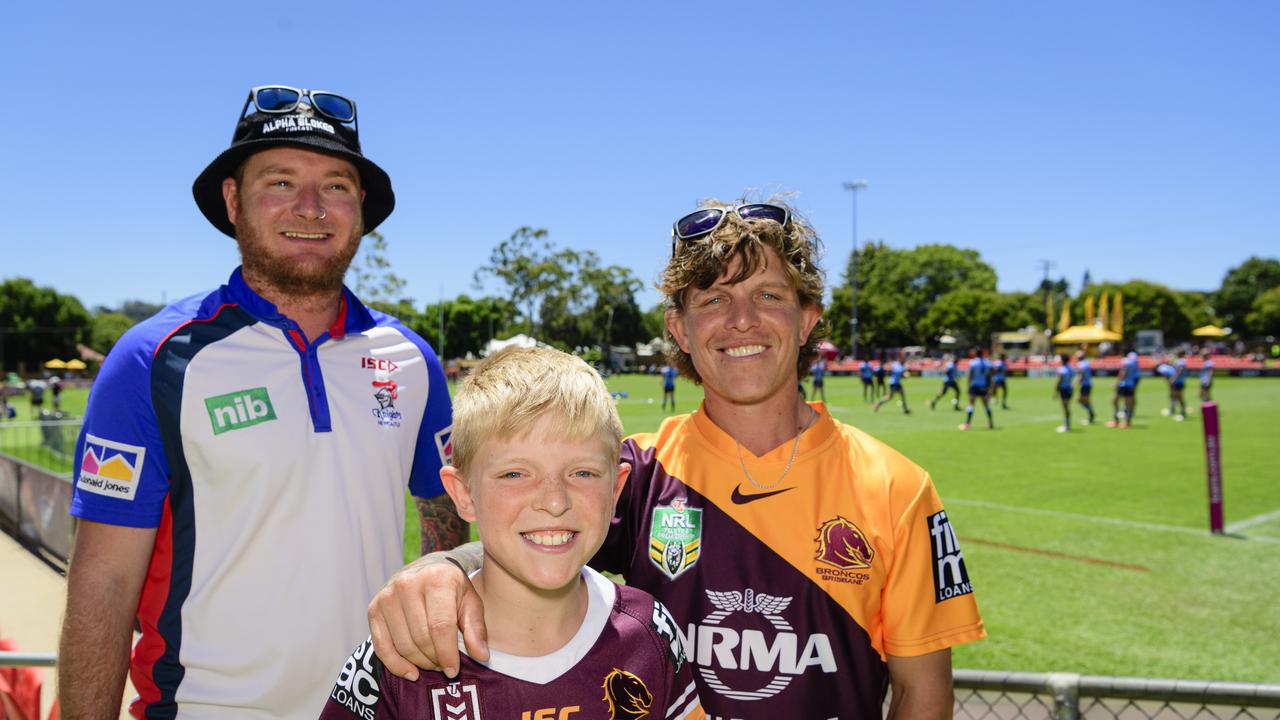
{"left": 192, "top": 88, "right": 395, "bottom": 238}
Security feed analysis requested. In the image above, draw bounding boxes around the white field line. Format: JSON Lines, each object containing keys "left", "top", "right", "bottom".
{"left": 947, "top": 497, "right": 1280, "bottom": 545}
{"left": 1226, "top": 507, "right": 1280, "bottom": 533}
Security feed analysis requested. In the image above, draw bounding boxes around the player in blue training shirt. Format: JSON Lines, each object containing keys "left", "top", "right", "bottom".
{"left": 874, "top": 350, "right": 888, "bottom": 400}
{"left": 929, "top": 354, "right": 962, "bottom": 411}
{"left": 1162, "top": 351, "right": 1188, "bottom": 421}
{"left": 992, "top": 353, "right": 1010, "bottom": 409}
{"left": 1053, "top": 353, "right": 1075, "bottom": 433}
{"left": 810, "top": 358, "right": 828, "bottom": 403}
{"left": 859, "top": 357, "right": 875, "bottom": 402}
{"left": 1107, "top": 351, "right": 1140, "bottom": 428}
{"left": 1199, "top": 348, "right": 1215, "bottom": 403}
{"left": 661, "top": 363, "right": 678, "bottom": 412}
{"left": 873, "top": 353, "right": 911, "bottom": 414}
{"left": 1074, "top": 349, "right": 1095, "bottom": 426}
{"left": 960, "top": 347, "right": 995, "bottom": 430}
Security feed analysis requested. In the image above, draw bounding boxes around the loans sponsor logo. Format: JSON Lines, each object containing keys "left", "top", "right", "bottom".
{"left": 77, "top": 434, "right": 145, "bottom": 501}
{"left": 331, "top": 637, "right": 380, "bottom": 720}
{"left": 649, "top": 498, "right": 702, "bottom": 580}
{"left": 602, "top": 668, "right": 652, "bottom": 720}
{"left": 813, "top": 516, "right": 874, "bottom": 586}
{"left": 430, "top": 681, "right": 481, "bottom": 720}
{"left": 204, "top": 387, "right": 277, "bottom": 435}
{"left": 650, "top": 600, "right": 686, "bottom": 673}
{"left": 928, "top": 510, "right": 974, "bottom": 603}
{"left": 371, "top": 379, "right": 403, "bottom": 428}
{"left": 683, "top": 587, "right": 836, "bottom": 702}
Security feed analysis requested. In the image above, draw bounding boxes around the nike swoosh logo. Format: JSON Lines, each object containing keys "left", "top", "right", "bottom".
{"left": 731, "top": 484, "right": 795, "bottom": 504}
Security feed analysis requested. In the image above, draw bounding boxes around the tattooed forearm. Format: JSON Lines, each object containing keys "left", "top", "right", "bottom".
{"left": 415, "top": 494, "right": 469, "bottom": 556}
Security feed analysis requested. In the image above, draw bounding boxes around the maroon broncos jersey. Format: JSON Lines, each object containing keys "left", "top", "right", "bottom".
{"left": 320, "top": 568, "right": 705, "bottom": 720}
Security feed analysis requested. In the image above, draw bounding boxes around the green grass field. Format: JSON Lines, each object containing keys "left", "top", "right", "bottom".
{"left": 7, "top": 375, "right": 1278, "bottom": 682}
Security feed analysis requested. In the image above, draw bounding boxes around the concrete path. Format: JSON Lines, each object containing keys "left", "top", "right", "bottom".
{"left": 1, "top": 532, "right": 132, "bottom": 718}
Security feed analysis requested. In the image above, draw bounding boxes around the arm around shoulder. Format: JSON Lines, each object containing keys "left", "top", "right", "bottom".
{"left": 886, "top": 648, "right": 954, "bottom": 720}
{"left": 59, "top": 519, "right": 157, "bottom": 718}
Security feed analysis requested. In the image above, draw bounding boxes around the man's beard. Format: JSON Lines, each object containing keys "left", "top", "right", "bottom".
{"left": 235, "top": 219, "right": 362, "bottom": 297}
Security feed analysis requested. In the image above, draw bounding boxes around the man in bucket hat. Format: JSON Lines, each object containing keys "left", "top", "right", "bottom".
{"left": 59, "top": 85, "right": 466, "bottom": 717}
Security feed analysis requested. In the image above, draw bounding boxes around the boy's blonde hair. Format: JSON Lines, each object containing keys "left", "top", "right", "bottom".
{"left": 450, "top": 346, "right": 623, "bottom": 473}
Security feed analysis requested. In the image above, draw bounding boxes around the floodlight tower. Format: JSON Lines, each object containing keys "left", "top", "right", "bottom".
{"left": 843, "top": 180, "right": 869, "bottom": 360}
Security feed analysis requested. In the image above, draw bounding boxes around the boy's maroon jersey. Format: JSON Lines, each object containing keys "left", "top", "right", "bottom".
{"left": 320, "top": 568, "right": 704, "bottom": 719}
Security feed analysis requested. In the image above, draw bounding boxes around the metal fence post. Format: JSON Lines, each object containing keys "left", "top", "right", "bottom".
{"left": 1048, "top": 672, "right": 1081, "bottom": 720}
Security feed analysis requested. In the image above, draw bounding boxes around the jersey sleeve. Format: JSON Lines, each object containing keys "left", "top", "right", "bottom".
{"left": 70, "top": 325, "right": 172, "bottom": 528}
{"left": 394, "top": 323, "right": 452, "bottom": 500}
{"left": 590, "top": 437, "right": 648, "bottom": 575}
{"left": 319, "top": 636, "right": 399, "bottom": 719}
{"left": 880, "top": 472, "right": 986, "bottom": 657}
{"left": 656, "top": 599, "right": 706, "bottom": 720}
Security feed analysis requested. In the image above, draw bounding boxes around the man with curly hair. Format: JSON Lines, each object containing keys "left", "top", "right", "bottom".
{"left": 368, "top": 199, "right": 986, "bottom": 719}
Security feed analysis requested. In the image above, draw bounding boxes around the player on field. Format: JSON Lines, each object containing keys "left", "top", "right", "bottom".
{"left": 1053, "top": 353, "right": 1075, "bottom": 433}
{"left": 859, "top": 356, "right": 875, "bottom": 402}
{"left": 1163, "top": 351, "right": 1188, "bottom": 420}
{"left": 874, "top": 349, "right": 888, "bottom": 399}
{"left": 992, "top": 353, "right": 1010, "bottom": 409}
{"left": 960, "top": 347, "right": 995, "bottom": 430}
{"left": 874, "top": 353, "right": 911, "bottom": 414}
{"left": 1074, "top": 349, "right": 1095, "bottom": 425}
{"left": 1199, "top": 348, "right": 1215, "bottom": 403}
{"left": 661, "top": 363, "right": 678, "bottom": 412}
{"left": 810, "top": 357, "right": 828, "bottom": 403}
{"left": 1107, "top": 351, "right": 1140, "bottom": 428}
{"left": 929, "top": 354, "right": 961, "bottom": 411}
{"left": 368, "top": 198, "right": 986, "bottom": 719}
{"left": 320, "top": 348, "right": 703, "bottom": 719}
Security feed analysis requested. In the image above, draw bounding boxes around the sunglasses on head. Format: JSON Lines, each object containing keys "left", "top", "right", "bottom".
{"left": 671, "top": 203, "right": 791, "bottom": 255}
{"left": 240, "top": 85, "right": 358, "bottom": 127}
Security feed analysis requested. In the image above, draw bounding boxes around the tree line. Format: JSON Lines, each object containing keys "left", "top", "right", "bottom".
{"left": 2, "top": 234, "right": 1277, "bottom": 374}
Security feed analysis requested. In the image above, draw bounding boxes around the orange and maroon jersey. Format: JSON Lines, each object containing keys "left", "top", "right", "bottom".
{"left": 591, "top": 403, "right": 986, "bottom": 719}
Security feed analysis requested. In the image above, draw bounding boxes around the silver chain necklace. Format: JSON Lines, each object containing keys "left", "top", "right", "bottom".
{"left": 736, "top": 406, "right": 817, "bottom": 491}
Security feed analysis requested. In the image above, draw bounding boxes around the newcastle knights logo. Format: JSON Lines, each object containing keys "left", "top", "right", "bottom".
{"left": 648, "top": 498, "right": 703, "bottom": 580}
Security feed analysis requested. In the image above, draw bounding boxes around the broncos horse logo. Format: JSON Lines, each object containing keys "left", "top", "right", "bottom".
{"left": 602, "top": 668, "right": 653, "bottom": 720}
{"left": 815, "top": 516, "right": 875, "bottom": 569}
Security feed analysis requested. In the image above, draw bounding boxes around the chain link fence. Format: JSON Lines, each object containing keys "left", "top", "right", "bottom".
{"left": 953, "top": 670, "right": 1280, "bottom": 719}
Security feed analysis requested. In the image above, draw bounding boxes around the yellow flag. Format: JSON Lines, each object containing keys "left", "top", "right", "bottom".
{"left": 1058, "top": 299, "right": 1072, "bottom": 333}
{"left": 1098, "top": 292, "right": 1109, "bottom": 330}
{"left": 1045, "top": 293, "right": 1054, "bottom": 330}
{"left": 1113, "top": 293, "right": 1124, "bottom": 337}
{"left": 1085, "top": 295, "right": 1095, "bottom": 326}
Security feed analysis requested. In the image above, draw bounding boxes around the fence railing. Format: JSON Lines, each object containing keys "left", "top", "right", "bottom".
{"left": 952, "top": 669, "right": 1280, "bottom": 719}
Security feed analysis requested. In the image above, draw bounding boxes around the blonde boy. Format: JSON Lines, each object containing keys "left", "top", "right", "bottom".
{"left": 320, "top": 347, "right": 703, "bottom": 719}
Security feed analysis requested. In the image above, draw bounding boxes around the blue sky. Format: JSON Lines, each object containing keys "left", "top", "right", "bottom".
{"left": 5, "top": 1, "right": 1277, "bottom": 314}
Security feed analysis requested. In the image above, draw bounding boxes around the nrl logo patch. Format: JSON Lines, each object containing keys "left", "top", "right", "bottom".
{"left": 648, "top": 498, "right": 702, "bottom": 580}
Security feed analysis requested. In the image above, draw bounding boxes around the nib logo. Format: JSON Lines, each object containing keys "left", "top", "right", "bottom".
{"left": 205, "top": 387, "right": 277, "bottom": 435}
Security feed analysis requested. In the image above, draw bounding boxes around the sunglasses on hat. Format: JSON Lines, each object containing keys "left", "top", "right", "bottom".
{"left": 240, "top": 85, "right": 358, "bottom": 128}
{"left": 670, "top": 203, "right": 791, "bottom": 255}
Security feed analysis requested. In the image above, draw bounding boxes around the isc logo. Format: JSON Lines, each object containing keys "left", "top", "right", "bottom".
{"left": 203, "top": 387, "right": 277, "bottom": 435}
{"left": 520, "top": 708, "right": 579, "bottom": 720}
{"left": 362, "top": 357, "right": 399, "bottom": 373}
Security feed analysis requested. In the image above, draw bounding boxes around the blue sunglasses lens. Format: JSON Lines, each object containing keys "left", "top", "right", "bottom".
{"left": 311, "top": 92, "right": 355, "bottom": 122}
{"left": 738, "top": 204, "right": 788, "bottom": 225}
{"left": 254, "top": 87, "right": 300, "bottom": 112}
{"left": 676, "top": 209, "right": 725, "bottom": 240}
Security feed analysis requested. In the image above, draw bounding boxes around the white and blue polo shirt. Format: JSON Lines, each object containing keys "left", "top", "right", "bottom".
{"left": 71, "top": 267, "right": 452, "bottom": 718}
